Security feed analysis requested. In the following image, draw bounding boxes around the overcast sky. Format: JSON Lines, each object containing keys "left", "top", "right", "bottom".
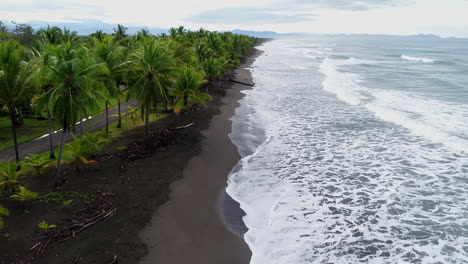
{"left": 1, "top": 0, "right": 467, "bottom": 37}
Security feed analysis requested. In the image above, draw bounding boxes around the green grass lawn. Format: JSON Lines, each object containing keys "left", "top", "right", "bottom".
{"left": 0, "top": 117, "right": 60, "bottom": 151}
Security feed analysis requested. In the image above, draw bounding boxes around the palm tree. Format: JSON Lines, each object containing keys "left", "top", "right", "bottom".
{"left": 113, "top": 24, "right": 127, "bottom": 43}
{"left": 37, "top": 25, "right": 63, "bottom": 45}
{"left": 0, "top": 41, "right": 35, "bottom": 163}
{"left": 93, "top": 36, "right": 129, "bottom": 132}
{"left": 40, "top": 42, "right": 107, "bottom": 184}
{"left": 31, "top": 42, "right": 57, "bottom": 159}
{"left": 90, "top": 30, "right": 106, "bottom": 42}
{"left": 169, "top": 66, "right": 211, "bottom": 115}
{"left": 130, "top": 37, "right": 175, "bottom": 134}
{"left": 202, "top": 57, "right": 226, "bottom": 92}
{"left": 61, "top": 28, "right": 79, "bottom": 45}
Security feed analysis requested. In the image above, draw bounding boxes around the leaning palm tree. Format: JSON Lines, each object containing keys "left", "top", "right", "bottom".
{"left": 40, "top": 42, "right": 107, "bottom": 184}
{"left": 0, "top": 41, "right": 35, "bottom": 163}
{"left": 169, "top": 66, "right": 211, "bottom": 115}
{"left": 129, "top": 37, "right": 175, "bottom": 134}
{"left": 93, "top": 36, "right": 129, "bottom": 132}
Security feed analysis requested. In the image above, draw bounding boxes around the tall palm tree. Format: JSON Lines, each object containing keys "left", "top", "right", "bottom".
{"left": 130, "top": 37, "right": 175, "bottom": 134}
{"left": 169, "top": 66, "right": 211, "bottom": 115}
{"left": 93, "top": 36, "right": 129, "bottom": 132}
{"left": 40, "top": 42, "right": 107, "bottom": 184}
{"left": 0, "top": 41, "right": 35, "bottom": 163}
{"left": 31, "top": 42, "right": 58, "bottom": 159}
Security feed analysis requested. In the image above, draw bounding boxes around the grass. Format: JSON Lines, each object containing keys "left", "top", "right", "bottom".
{"left": 0, "top": 117, "right": 60, "bottom": 151}
{"left": 0, "top": 96, "right": 123, "bottom": 152}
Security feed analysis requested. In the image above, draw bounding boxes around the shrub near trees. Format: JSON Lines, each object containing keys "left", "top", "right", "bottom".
{"left": 0, "top": 23, "right": 261, "bottom": 229}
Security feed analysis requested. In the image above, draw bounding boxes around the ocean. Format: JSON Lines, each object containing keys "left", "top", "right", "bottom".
{"left": 227, "top": 35, "right": 468, "bottom": 263}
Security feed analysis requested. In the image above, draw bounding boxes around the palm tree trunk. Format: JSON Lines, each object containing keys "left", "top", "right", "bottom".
{"left": 47, "top": 110, "right": 55, "bottom": 159}
{"left": 55, "top": 117, "right": 67, "bottom": 186}
{"left": 145, "top": 107, "right": 150, "bottom": 135}
{"left": 9, "top": 110, "right": 20, "bottom": 163}
{"left": 79, "top": 111, "right": 83, "bottom": 136}
{"left": 17, "top": 107, "right": 24, "bottom": 125}
{"left": 117, "top": 98, "right": 122, "bottom": 128}
{"left": 105, "top": 101, "right": 109, "bottom": 133}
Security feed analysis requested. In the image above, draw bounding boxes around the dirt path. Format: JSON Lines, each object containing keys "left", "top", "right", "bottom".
{"left": 0, "top": 101, "right": 136, "bottom": 162}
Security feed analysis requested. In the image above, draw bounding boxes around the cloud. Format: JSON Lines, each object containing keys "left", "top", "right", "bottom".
{"left": 187, "top": 7, "right": 315, "bottom": 25}
{"left": 291, "top": 0, "right": 412, "bottom": 11}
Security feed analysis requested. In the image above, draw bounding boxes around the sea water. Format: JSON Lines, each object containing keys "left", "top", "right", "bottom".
{"left": 227, "top": 35, "right": 468, "bottom": 263}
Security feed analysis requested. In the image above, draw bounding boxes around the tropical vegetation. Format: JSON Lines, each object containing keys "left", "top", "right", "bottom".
{"left": 0, "top": 21, "right": 261, "bottom": 233}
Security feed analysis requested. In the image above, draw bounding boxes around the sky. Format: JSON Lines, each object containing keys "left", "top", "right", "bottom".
{"left": 0, "top": 0, "right": 467, "bottom": 37}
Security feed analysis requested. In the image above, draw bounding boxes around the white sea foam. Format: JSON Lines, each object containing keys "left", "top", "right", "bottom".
{"left": 228, "top": 38, "right": 468, "bottom": 264}
{"left": 401, "top": 55, "right": 437, "bottom": 63}
{"left": 320, "top": 57, "right": 468, "bottom": 153}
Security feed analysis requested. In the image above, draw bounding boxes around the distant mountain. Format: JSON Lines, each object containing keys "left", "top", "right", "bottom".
{"left": 11, "top": 19, "right": 167, "bottom": 35}
{"left": 4, "top": 19, "right": 287, "bottom": 38}
{"left": 231, "top": 29, "right": 279, "bottom": 38}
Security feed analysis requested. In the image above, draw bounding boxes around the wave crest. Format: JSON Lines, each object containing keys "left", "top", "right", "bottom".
{"left": 401, "top": 55, "right": 436, "bottom": 63}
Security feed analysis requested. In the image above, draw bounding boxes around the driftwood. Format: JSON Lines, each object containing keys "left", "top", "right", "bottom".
{"left": 228, "top": 78, "right": 255, "bottom": 86}
{"left": 170, "top": 123, "right": 194, "bottom": 130}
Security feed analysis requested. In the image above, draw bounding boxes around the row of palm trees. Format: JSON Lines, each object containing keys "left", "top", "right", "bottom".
{"left": 0, "top": 25, "right": 261, "bottom": 184}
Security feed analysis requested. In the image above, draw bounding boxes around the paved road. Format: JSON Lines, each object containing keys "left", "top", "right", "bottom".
{"left": 0, "top": 101, "right": 137, "bottom": 162}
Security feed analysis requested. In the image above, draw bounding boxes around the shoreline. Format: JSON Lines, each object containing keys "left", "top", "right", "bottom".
{"left": 138, "top": 49, "right": 261, "bottom": 264}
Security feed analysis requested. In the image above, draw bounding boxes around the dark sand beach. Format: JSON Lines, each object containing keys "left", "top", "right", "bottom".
{"left": 138, "top": 50, "right": 260, "bottom": 264}
{"left": 0, "top": 49, "right": 260, "bottom": 264}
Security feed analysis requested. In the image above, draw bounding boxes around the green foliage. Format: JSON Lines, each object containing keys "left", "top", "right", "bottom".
{"left": 130, "top": 37, "right": 176, "bottom": 133}
{"left": 37, "top": 220, "right": 57, "bottom": 233}
{"left": 0, "top": 40, "right": 36, "bottom": 161}
{"left": 37, "top": 25, "right": 63, "bottom": 45}
{"left": 169, "top": 66, "right": 211, "bottom": 114}
{"left": 24, "top": 154, "right": 50, "bottom": 176}
{"left": 0, "top": 24, "right": 261, "bottom": 181}
{"left": 37, "top": 191, "right": 89, "bottom": 204}
{"left": 202, "top": 57, "right": 227, "bottom": 81}
{"left": 65, "top": 131, "right": 109, "bottom": 167}
{"left": 39, "top": 42, "right": 108, "bottom": 129}
{"left": 0, "top": 161, "right": 20, "bottom": 195}
{"left": 0, "top": 204, "right": 9, "bottom": 230}
{"left": 62, "top": 199, "right": 73, "bottom": 208}
{"left": 10, "top": 186, "right": 39, "bottom": 203}
{"left": 125, "top": 106, "right": 139, "bottom": 125}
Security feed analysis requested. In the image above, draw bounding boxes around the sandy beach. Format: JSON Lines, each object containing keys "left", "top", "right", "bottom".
{"left": 138, "top": 50, "right": 260, "bottom": 264}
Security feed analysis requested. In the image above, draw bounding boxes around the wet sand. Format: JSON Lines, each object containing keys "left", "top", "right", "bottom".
{"left": 138, "top": 51, "right": 261, "bottom": 264}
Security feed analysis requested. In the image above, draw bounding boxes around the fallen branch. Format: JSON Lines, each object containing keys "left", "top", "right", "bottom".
{"left": 228, "top": 78, "right": 255, "bottom": 86}
{"left": 170, "top": 123, "right": 194, "bottom": 130}
{"left": 62, "top": 209, "right": 116, "bottom": 241}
